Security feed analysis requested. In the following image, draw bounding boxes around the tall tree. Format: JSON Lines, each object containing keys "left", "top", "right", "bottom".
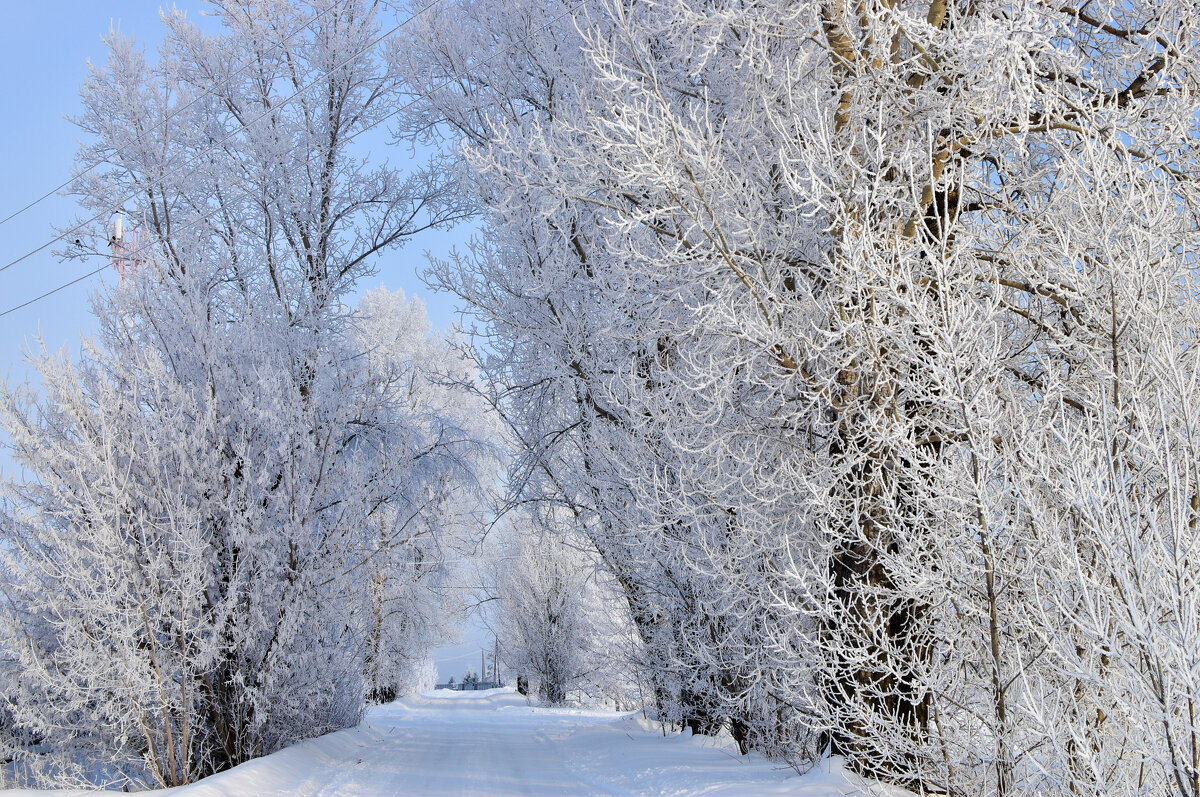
{"left": 0, "top": 1, "right": 491, "bottom": 788}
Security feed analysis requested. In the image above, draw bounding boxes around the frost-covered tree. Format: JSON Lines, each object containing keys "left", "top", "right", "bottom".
{"left": 66, "top": 0, "right": 465, "bottom": 318}
{"left": 0, "top": 282, "right": 493, "bottom": 791}
{"left": 0, "top": 326, "right": 222, "bottom": 789}
{"left": 483, "top": 515, "right": 639, "bottom": 707}
{"left": 488, "top": 530, "right": 585, "bottom": 705}
{"left": 394, "top": 0, "right": 771, "bottom": 750}
{"left": 0, "top": 1, "right": 492, "bottom": 789}
{"left": 399, "top": 0, "right": 1200, "bottom": 792}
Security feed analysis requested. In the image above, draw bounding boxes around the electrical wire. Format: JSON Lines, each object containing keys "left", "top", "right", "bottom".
{"left": 0, "top": 264, "right": 109, "bottom": 319}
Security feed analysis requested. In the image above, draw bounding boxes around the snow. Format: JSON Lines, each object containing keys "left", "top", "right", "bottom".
{"left": 7, "top": 689, "right": 912, "bottom": 796}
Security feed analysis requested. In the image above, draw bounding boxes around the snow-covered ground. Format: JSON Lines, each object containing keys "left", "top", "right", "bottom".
{"left": 9, "top": 689, "right": 911, "bottom": 796}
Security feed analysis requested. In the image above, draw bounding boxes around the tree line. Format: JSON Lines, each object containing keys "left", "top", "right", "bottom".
{"left": 399, "top": 0, "right": 1200, "bottom": 794}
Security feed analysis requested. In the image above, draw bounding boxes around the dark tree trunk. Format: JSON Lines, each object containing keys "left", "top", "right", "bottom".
{"left": 823, "top": 418, "right": 933, "bottom": 785}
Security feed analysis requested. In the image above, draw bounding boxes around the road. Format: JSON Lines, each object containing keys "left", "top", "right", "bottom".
{"left": 13, "top": 688, "right": 905, "bottom": 796}
{"left": 275, "top": 690, "right": 613, "bottom": 796}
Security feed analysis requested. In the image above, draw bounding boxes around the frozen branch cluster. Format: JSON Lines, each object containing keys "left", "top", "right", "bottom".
{"left": 397, "top": 0, "right": 1200, "bottom": 793}
{"left": 0, "top": 1, "right": 496, "bottom": 789}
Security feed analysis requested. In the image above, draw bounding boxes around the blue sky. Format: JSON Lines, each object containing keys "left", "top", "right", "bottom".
{"left": 0, "top": 3, "right": 171, "bottom": 378}
{"left": 0, "top": 2, "right": 486, "bottom": 680}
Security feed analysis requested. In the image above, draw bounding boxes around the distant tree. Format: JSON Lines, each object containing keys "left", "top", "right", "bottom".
{"left": 484, "top": 515, "right": 638, "bottom": 707}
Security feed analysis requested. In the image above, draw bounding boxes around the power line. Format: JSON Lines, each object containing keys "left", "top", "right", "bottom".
{"left": 0, "top": 0, "right": 584, "bottom": 319}
{"left": 0, "top": 0, "right": 359, "bottom": 231}
{"left": 0, "top": 265, "right": 109, "bottom": 319}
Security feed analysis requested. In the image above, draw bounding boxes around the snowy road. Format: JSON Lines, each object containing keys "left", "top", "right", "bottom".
{"left": 14, "top": 688, "right": 907, "bottom": 796}
{"left": 277, "top": 690, "right": 610, "bottom": 796}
